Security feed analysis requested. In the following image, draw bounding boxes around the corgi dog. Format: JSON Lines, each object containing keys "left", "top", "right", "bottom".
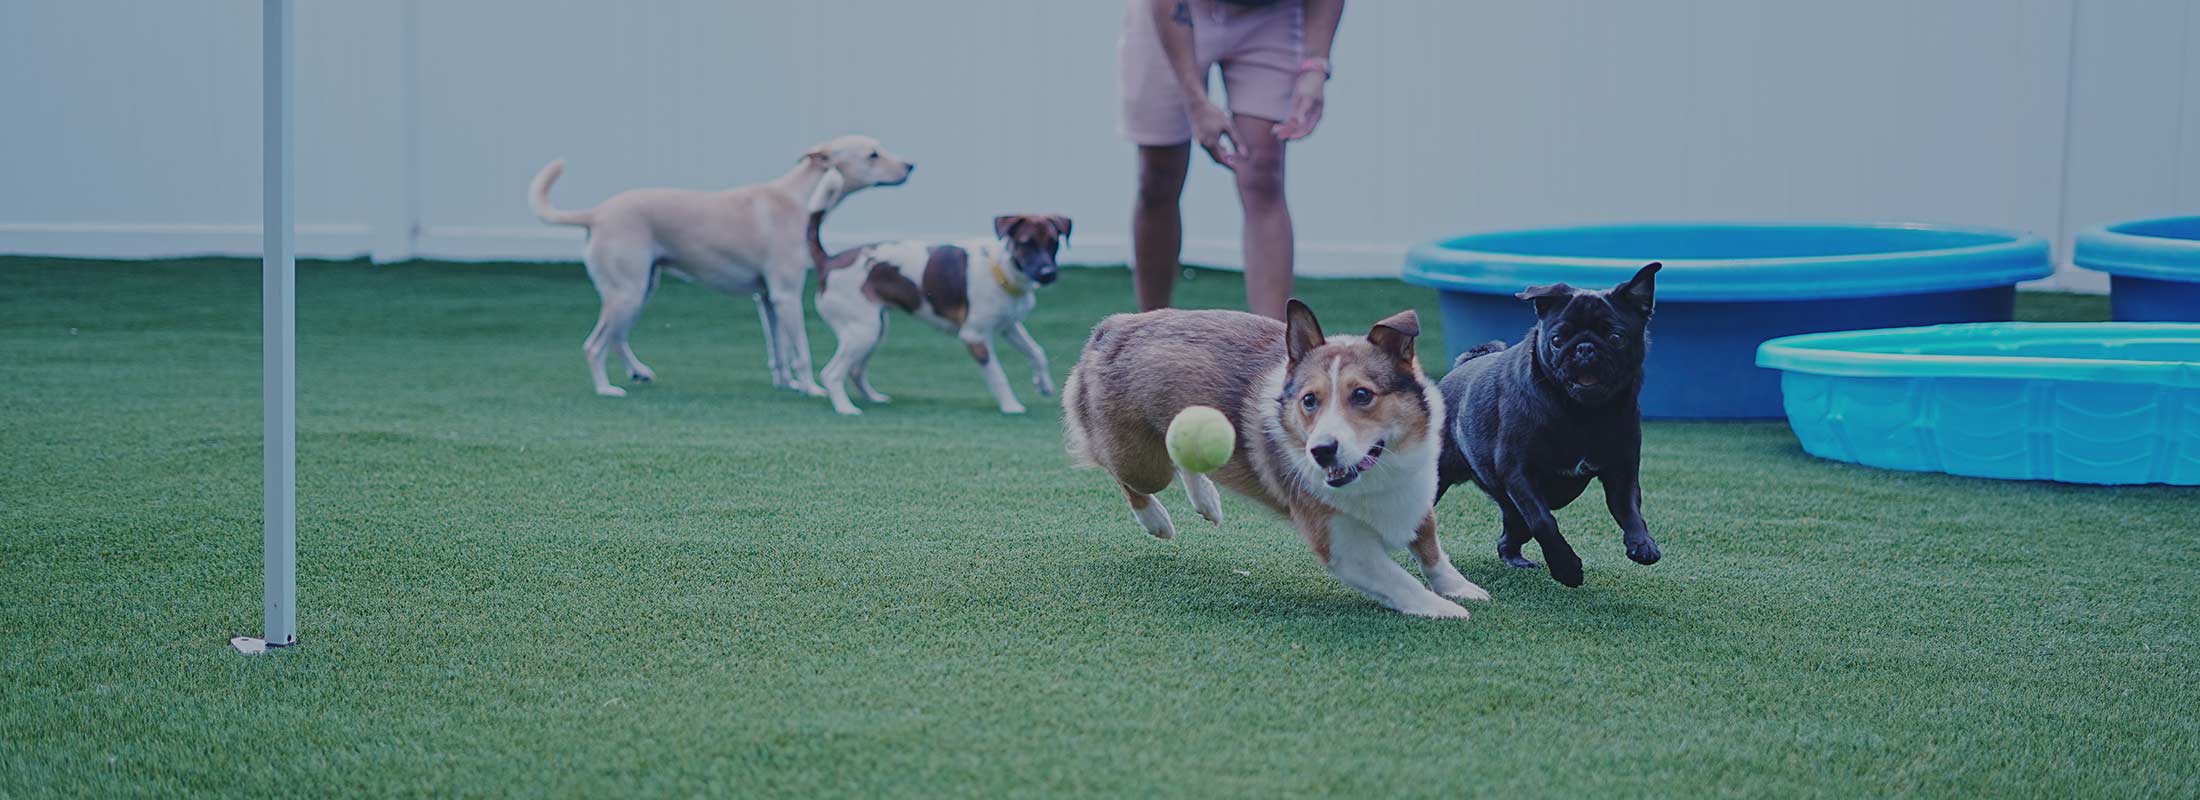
{"left": 1061, "top": 300, "right": 1489, "bottom": 618}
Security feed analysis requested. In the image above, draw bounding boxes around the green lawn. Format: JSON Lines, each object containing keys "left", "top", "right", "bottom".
{"left": 2, "top": 256, "right": 2194, "bottom": 797}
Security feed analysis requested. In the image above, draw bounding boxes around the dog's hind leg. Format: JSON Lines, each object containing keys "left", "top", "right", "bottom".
{"left": 1409, "top": 511, "right": 1489, "bottom": 602}
{"left": 1121, "top": 482, "right": 1177, "bottom": 540}
{"left": 1496, "top": 503, "right": 1539, "bottom": 570}
{"left": 851, "top": 310, "right": 891, "bottom": 403}
{"left": 1316, "top": 516, "right": 1470, "bottom": 619}
{"left": 1178, "top": 468, "right": 1224, "bottom": 526}
{"left": 581, "top": 248, "right": 651, "bottom": 399}
{"left": 616, "top": 266, "right": 660, "bottom": 383}
{"left": 817, "top": 290, "right": 882, "bottom": 415}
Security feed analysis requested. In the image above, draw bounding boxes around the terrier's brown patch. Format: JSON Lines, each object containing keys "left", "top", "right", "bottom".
{"left": 863, "top": 263, "right": 922, "bottom": 312}
{"left": 922, "top": 246, "right": 970, "bottom": 325}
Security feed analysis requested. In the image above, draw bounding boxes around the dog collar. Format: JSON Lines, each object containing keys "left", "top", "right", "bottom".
{"left": 991, "top": 255, "right": 1026, "bottom": 297}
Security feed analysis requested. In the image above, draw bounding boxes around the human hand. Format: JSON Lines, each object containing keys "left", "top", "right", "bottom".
{"left": 1274, "top": 70, "right": 1326, "bottom": 141}
{"left": 1189, "top": 100, "right": 1243, "bottom": 169}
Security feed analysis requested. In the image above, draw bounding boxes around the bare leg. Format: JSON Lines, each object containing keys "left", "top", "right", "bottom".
{"left": 1231, "top": 114, "right": 1291, "bottom": 321}
{"left": 1132, "top": 144, "right": 1191, "bottom": 312}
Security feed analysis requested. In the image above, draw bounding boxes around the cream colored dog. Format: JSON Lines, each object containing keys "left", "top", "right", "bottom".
{"left": 528, "top": 135, "right": 914, "bottom": 397}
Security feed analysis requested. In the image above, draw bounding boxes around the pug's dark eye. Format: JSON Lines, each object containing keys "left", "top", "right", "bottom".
{"left": 868, "top": 152, "right": 879, "bottom": 160}
{"left": 1301, "top": 393, "right": 1319, "bottom": 411}
{"left": 1350, "top": 388, "right": 1374, "bottom": 406}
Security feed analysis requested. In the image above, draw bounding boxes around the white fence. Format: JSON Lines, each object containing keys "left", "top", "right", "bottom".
{"left": 4, "top": 1, "right": 2199, "bottom": 289}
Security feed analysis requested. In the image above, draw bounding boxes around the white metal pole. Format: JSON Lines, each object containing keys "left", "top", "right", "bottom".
{"left": 261, "top": 0, "right": 297, "bottom": 649}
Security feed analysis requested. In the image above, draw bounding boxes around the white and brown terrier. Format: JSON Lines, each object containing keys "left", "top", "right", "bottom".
{"left": 1061, "top": 300, "right": 1491, "bottom": 618}
{"left": 810, "top": 214, "right": 1070, "bottom": 415}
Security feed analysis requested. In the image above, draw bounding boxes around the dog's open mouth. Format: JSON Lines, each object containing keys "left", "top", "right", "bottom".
{"left": 1572, "top": 374, "right": 1601, "bottom": 387}
{"left": 1323, "top": 441, "right": 1385, "bottom": 487}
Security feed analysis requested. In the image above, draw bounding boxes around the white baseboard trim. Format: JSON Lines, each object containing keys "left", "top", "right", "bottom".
{"left": 0, "top": 222, "right": 373, "bottom": 260}
{"left": 0, "top": 222, "right": 2117, "bottom": 292}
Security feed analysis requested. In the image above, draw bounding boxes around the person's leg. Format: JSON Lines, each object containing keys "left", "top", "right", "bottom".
{"left": 1132, "top": 144, "right": 1191, "bottom": 312}
{"left": 1230, "top": 113, "right": 1290, "bottom": 320}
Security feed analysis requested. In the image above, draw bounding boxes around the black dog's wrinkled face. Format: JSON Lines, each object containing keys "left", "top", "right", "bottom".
{"left": 1518, "top": 262, "right": 1660, "bottom": 406}
{"left": 994, "top": 214, "right": 1072, "bottom": 286}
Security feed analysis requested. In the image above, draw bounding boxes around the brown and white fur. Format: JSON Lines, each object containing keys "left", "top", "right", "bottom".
{"left": 1062, "top": 300, "right": 1490, "bottom": 618}
{"left": 812, "top": 214, "right": 1070, "bottom": 415}
{"left": 527, "top": 135, "right": 914, "bottom": 398}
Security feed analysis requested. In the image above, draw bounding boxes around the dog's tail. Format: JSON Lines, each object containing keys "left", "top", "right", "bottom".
{"left": 1453, "top": 340, "right": 1508, "bottom": 368}
{"left": 528, "top": 159, "right": 595, "bottom": 227}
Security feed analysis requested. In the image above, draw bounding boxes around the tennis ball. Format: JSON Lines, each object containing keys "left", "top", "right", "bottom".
{"left": 1166, "top": 405, "right": 1235, "bottom": 474}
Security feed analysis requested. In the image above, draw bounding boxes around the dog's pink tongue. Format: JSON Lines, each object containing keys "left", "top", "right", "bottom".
{"left": 1356, "top": 454, "right": 1379, "bottom": 471}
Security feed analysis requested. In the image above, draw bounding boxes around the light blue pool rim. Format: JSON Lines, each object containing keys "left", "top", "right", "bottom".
{"left": 1403, "top": 221, "right": 2052, "bottom": 302}
{"left": 1757, "top": 323, "right": 2200, "bottom": 388}
{"left": 2072, "top": 215, "right": 2200, "bottom": 282}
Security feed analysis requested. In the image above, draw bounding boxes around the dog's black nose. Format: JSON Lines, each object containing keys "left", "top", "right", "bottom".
{"left": 904, "top": 163, "right": 917, "bottom": 173}
{"left": 1573, "top": 341, "right": 1598, "bottom": 360}
{"left": 1309, "top": 441, "right": 1338, "bottom": 467}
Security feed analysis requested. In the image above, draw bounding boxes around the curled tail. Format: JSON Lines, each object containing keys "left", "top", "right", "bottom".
{"left": 528, "top": 159, "right": 595, "bottom": 227}
{"left": 1453, "top": 340, "right": 1508, "bottom": 368}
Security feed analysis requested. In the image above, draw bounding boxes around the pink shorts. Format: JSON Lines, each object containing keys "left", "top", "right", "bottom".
{"left": 1118, "top": 0, "right": 1305, "bottom": 145}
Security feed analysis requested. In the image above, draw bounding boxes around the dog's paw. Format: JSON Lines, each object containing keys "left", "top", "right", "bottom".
{"left": 628, "top": 367, "right": 656, "bottom": 383}
{"left": 1130, "top": 502, "right": 1176, "bottom": 540}
{"left": 1547, "top": 556, "right": 1585, "bottom": 588}
{"left": 798, "top": 384, "right": 827, "bottom": 398}
{"left": 1626, "top": 536, "right": 1662, "bottom": 565}
{"left": 594, "top": 386, "right": 628, "bottom": 398}
{"left": 1398, "top": 595, "right": 1472, "bottom": 620}
{"left": 1428, "top": 568, "right": 1491, "bottom": 603}
{"left": 833, "top": 404, "right": 863, "bottom": 416}
{"left": 1000, "top": 403, "right": 1027, "bottom": 415}
{"left": 860, "top": 390, "right": 891, "bottom": 404}
{"left": 1035, "top": 376, "right": 1057, "bottom": 397}
{"left": 1497, "top": 543, "right": 1539, "bottom": 570}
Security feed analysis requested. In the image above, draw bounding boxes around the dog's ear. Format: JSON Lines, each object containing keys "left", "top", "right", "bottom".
{"left": 804, "top": 170, "right": 846, "bottom": 214}
{"left": 1515, "top": 283, "right": 1574, "bottom": 317}
{"left": 1284, "top": 298, "right": 1325, "bottom": 364}
{"left": 800, "top": 147, "right": 831, "bottom": 167}
{"left": 1045, "top": 215, "right": 1072, "bottom": 245}
{"left": 1613, "top": 262, "right": 1660, "bottom": 315}
{"left": 1366, "top": 309, "right": 1420, "bottom": 366}
{"left": 994, "top": 215, "right": 1024, "bottom": 240}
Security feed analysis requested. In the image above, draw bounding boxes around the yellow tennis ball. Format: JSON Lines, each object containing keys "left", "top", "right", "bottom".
{"left": 1166, "top": 405, "right": 1235, "bottom": 474}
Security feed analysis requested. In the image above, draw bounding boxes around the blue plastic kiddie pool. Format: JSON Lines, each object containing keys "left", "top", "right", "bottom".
{"left": 1757, "top": 323, "right": 2200, "bottom": 485}
{"left": 2073, "top": 215, "right": 2200, "bottom": 322}
{"left": 1402, "top": 222, "right": 2052, "bottom": 419}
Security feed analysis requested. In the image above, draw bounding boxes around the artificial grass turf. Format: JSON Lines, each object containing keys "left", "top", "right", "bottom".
{"left": 1, "top": 255, "right": 2194, "bottom": 797}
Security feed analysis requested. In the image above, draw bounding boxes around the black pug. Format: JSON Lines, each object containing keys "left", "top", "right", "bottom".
{"left": 1436, "top": 262, "right": 1662, "bottom": 587}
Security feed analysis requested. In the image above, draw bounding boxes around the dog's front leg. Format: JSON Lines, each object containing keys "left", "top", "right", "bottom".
{"left": 1409, "top": 511, "right": 1489, "bottom": 602}
{"left": 961, "top": 333, "right": 1024, "bottom": 414}
{"left": 766, "top": 277, "right": 825, "bottom": 397}
{"left": 753, "top": 293, "right": 789, "bottom": 389}
{"left": 1003, "top": 322, "right": 1055, "bottom": 397}
{"left": 1306, "top": 512, "right": 1469, "bottom": 619}
{"left": 1502, "top": 473, "right": 1584, "bottom": 587}
{"left": 1601, "top": 468, "right": 1660, "bottom": 565}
